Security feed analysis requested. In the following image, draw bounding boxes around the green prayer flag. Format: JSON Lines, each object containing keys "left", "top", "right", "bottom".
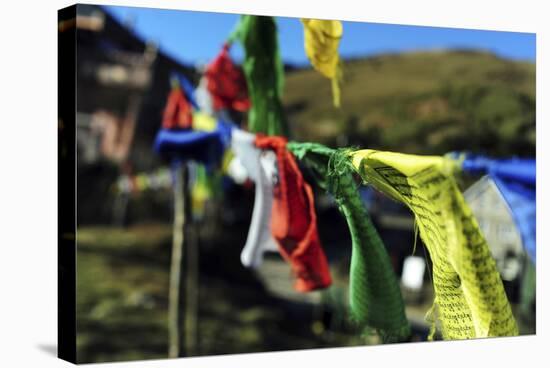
{"left": 288, "top": 142, "right": 411, "bottom": 342}
{"left": 229, "top": 15, "right": 289, "bottom": 136}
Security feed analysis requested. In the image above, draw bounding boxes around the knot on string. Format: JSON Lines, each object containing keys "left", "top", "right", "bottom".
{"left": 326, "top": 147, "right": 357, "bottom": 207}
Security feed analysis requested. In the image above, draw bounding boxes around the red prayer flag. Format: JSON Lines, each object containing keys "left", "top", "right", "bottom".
{"left": 255, "top": 134, "right": 332, "bottom": 292}
{"left": 162, "top": 88, "right": 193, "bottom": 129}
{"left": 205, "top": 44, "right": 251, "bottom": 112}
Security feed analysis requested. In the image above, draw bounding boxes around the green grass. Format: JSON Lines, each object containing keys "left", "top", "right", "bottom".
{"left": 76, "top": 225, "right": 172, "bottom": 363}
{"left": 75, "top": 224, "right": 367, "bottom": 363}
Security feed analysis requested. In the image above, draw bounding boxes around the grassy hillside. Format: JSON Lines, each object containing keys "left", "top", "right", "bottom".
{"left": 283, "top": 50, "right": 535, "bottom": 156}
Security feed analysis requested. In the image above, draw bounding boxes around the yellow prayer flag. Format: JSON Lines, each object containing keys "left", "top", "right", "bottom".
{"left": 301, "top": 19, "right": 343, "bottom": 107}
{"left": 350, "top": 149, "right": 518, "bottom": 340}
{"left": 221, "top": 149, "right": 235, "bottom": 175}
{"left": 192, "top": 112, "right": 217, "bottom": 132}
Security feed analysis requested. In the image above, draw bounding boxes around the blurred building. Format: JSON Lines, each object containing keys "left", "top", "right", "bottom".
{"left": 60, "top": 4, "right": 199, "bottom": 225}
{"left": 74, "top": 4, "right": 198, "bottom": 170}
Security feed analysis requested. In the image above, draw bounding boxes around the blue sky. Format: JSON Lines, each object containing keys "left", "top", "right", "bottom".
{"left": 103, "top": 5, "right": 535, "bottom": 67}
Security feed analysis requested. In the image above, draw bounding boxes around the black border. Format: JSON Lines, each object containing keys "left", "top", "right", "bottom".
{"left": 58, "top": 4, "right": 77, "bottom": 364}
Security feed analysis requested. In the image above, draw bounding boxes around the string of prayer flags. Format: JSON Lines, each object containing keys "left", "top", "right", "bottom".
{"left": 205, "top": 43, "right": 251, "bottom": 112}
{"left": 288, "top": 142, "right": 410, "bottom": 342}
{"left": 189, "top": 163, "right": 211, "bottom": 221}
{"left": 195, "top": 76, "right": 215, "bottom": 115}
{"left": 192, "top": 111, "right": 218, "bottom": 132}
{"left": 188, "top": 161, "right": 226, "bottom": 221}
{"left": 115, "top": 168, "right": 172, "bottom": 194}
{"left": 154, "top": 119, "right": 232, "bottom": 168}
{"left": 461, "top": 155, "right": 535, "bottom": 187}
{"left": 173, "top": 72, "right": 199, "bottom": 109}
{"left": 162, "top": 83, "right": 193, "bottom": 129}
{"left": 459, "top": 154, "right": 536, "bottom": 263}
{"left": 231, "top": 129, "right": 279, "bottom": 268}
{"left": 492, "top": 175, "right": 536, "bottom": 263}
{"left": 301, "top": 19, "right": 343, "bottom": 107}
{"left": 226, "top": 153, "right": 249, "bottom": 185}
{"left": 349, "top": 149, "right": 518, "bottom": 340}
{"left": 228, "top": 15, "right": 289, "bottom": 136}
{"left": 255, "top": 135, "right": 332, "bottom": 292}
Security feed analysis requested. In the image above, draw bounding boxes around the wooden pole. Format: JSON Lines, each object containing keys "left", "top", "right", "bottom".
{"left": 168, "top": 162, "right": 186, "bottom": 358}
{"left": 168, "top": 162, "right": 200, "bottom": 357}
{"left": 184, "top": 207, "right": 199, "bottom": 356}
